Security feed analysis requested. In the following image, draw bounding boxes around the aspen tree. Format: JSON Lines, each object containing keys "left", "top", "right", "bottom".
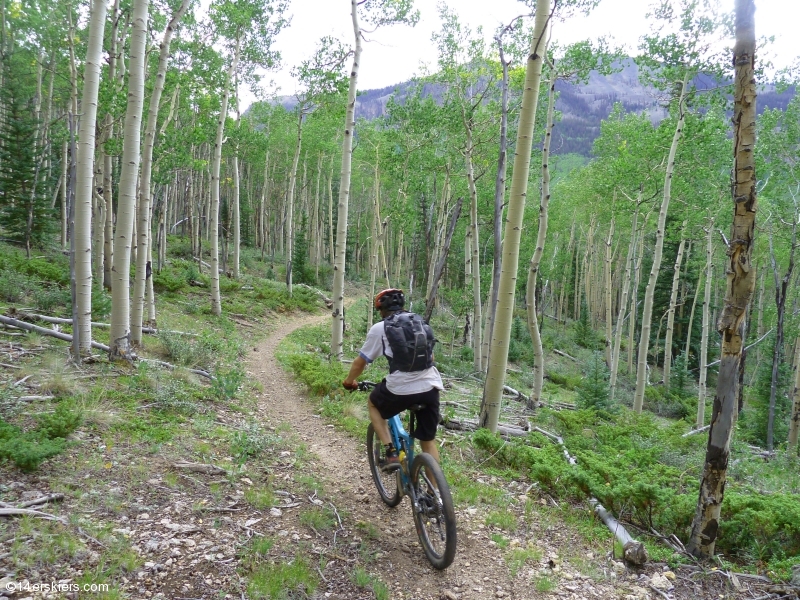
{"left": 526, "top": 68, "right": 556, "bottom": 407}
{"left": 632, "top": 73, "right": 688, "bottom": 412}
{"left": 208, "top": 0, "right": 287, "bottom": 315}
{"left": 331, "top": 0, "right": 418, "bottom": 360}
{"left": 603, "top": 218, "right": 615, "bottom": 367}
{"left": 696, "top": 218, "right": 714, "bottom": 429}
{"left": 628, "top": 206, "right": 646, "bottom": 375}
{"left": 71, "top": 0, "right": 107, "bottom": 356}
{"left": 131, "top": 0, "right": 190, "bottom": 345}
{"left": 663, "top": 223, "right": 687, "bottom": 387}
{"left": 789, "top": 338, "right": 800, "bottom": 451}
{"left": 232, "top": 78, "right": 241, "bottom": 280}
{"left": 479, "top": 0, "right": 551, "bottom": 432}
{"left": 610, "top": 209, "right": 637, "bottom": 400}
{"left": 687, "top": 0, "right": 758, "bottom": 558}
{"left": 109, "top": 0, "right": 149, "bottom": 360}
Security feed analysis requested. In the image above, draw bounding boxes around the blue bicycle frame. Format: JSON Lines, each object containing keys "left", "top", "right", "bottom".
{"left": 387, "top": 413, "right": 415, "bottom": 492}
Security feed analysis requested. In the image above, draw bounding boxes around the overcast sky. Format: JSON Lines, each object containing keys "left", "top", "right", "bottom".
{"left": 245, "top": 0, "right": 797, "bottom": 106}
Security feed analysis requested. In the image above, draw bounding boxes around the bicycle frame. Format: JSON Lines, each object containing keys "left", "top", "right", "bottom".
{"left": 387, "top": 413, "right": 414, "bottom": 493}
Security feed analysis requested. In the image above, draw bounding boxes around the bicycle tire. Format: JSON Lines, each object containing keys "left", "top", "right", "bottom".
{"left": 366, "top": 424, "right": 402, "bottom": 507}
{"left": 410, "top": 452, "right": 457, "bottom": 569}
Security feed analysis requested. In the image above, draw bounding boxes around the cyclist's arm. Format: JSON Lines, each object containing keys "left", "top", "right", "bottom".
{"left": 343, "top": 355, "right": 368, "bottom": 388}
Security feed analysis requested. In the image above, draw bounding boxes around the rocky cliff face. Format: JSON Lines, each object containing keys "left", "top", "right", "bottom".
{"left": 276, "top": 60, "right": 794, "bottom": 157}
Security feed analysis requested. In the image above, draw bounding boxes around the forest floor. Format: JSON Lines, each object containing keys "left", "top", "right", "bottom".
{"left": 0, "top": 290, "right": 792, "bottom": 600}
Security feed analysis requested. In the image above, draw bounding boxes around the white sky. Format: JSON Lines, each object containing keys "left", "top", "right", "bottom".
{"left": 246, "top": 0, "right": 798, "bottom": 107}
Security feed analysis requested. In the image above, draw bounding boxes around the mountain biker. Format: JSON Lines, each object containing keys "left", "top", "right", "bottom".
{"left": 343, "top": 288, "right": 444, "bottom": 471}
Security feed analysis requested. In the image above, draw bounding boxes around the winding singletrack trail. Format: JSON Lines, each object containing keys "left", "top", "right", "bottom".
{"left": 246, "top": 311, "right": 709, "bottom": 600}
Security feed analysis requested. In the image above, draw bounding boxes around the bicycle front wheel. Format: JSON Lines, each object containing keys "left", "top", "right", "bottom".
{"left": 366, "top": 424, "right": 402, "bottom": 507}
{"left": 410, "top": 452, "right": 457, "bottom": 569}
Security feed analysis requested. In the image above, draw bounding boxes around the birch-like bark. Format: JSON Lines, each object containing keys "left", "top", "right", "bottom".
{"left": 526, "top": 71, "right": 556, "bottom": 407}
{"left": 697, "top": 219, "right": 714, "bottom": 428}
{"left": 628, "top": 198, "right": 647, "bottom": 375}
{"left": 766, "top": 219, "right": 796, "bottom": 450}
{"left": 109, "top": 0, "right": 148, "bottom": 360}
{"left": 687, "top": 0, "right": 757, "bottom": 557}
{"left": 210, "top": 40, "right": 239, "bottom": 316}
{"left": 286, "top": 112, "right": 303, "bottom": 296}
{"left": 633, "top": 74, "right": 689, "bottom": 412}
{"left": 663, "top": 224, "right": 687, "bottom": 386}
{"left": 603, "top": 218, "right": 615, "bottom": 367}
{"left": 60, "top": 141, "right": 68, "bottom": 249}
{"left": 685, "top": 263, "right": 703, "bottom": 359}
{"left": 788, "top": 337, "right": 800, "bottom": 451}
{"left": 73, "top": 0, "right": 108, "bottom": 355}
{"left": 479, "top": 0, "right": 550, "bottom": 432}
{"left": 131, "top": 0, "right": 189, "bottom": 344}
{"left": 331, "top": 0, "right": 361, "bottom": 360}
{"left": 465, "top": 126, "right": 483, "bottom": 371}
{"left": 610, "top": 210, "right": 637, "bottom": 400}
{"left": 232, "top": 77, "right": 241, "bottom": 279}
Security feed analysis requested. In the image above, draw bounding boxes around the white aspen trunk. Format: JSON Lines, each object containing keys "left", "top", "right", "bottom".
{"left": 61, "top": 141, "right": 68, "bottom": 250}
{"left": 604, "top": 218, "right": 615, "bottom": 367}
{"left": 465, "top": 128, "right": 483, "bottom": 371}
{"left": 610, "top": 210, "right": 638, "bottom": 400}
{"left": 685, "top": 264, "right": 703, "bottom": 359}
{"left": 131, "top": 0, "right": 189, "bottom": 344}
{"left": 328, "top": 158, "right": 334, "bottom": 265}
{"left": 109, "top": 0, "right": 148, "bottom": 360}
{"left": 756, "top": 269, "right": 765, "bottom": 364}
{"left": 93, "top": 163, "right": 105, "bottom": 285}
{"left": 629, "top": 202, "right": 647, "bottom": 375}
{"left": 331, "top": 0, "right": 361, "bottom": 360}
{"left": 688, "top": 0, "right": 757, "bottom": 556}
{"left": 209, "top": 41, "right": 239, "bottom": 316}
{"left": 286, "top": 112, "right": 303, "bottom": 296}
{"left": 526, "top": 71, "right": 555, "bottom": 407}
{"left": 788, "top": 337, "right": 800, "bottom": 451}
{"left": 480, "top": 0, "right": 550, "bottom": 431}
{"left": 697, "top": 219, "right": 714, "bottom": 428}
{"left": 313, "top": 154, "right": 322, "bottom": 278}
{"left": 663, "top": 224, "right": 687, "bottom": 387}
{"left": 367, "top": 159, "right": 380, "bottom": 331}
{"left": 73, "top": 0, "right": 108, "bottom": 355}
{"left": 464, "top": 234, "right": 474, "bottom": 348}
{"left": 232, "top": 78, "right": 241, "bottom": 279}
{"left": 633, "top": 75, "right": 689, "bottom": 412}
{"left": 481, "top": 268, "right": 494, "bottom": 369}
{"left": 102, "top": 0, "right": 120, "bottom": 291}
{"left": 560, "top": 220, "right": 576, "bottom": 322}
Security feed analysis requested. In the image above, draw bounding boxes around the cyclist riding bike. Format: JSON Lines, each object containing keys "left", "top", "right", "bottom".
{"left": 343, "top": 289, "right": 444, "bottom": 471}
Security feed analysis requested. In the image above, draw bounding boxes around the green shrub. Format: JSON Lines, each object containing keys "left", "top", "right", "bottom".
{"left": 0, "top": 432, "right": 67, "bottom": 472}
{"left": 153, "top": 270, "right": 187, "bottom": 293}
{"left": 211, "top": 366, "right": 245, "bottom": 401}
{"left": 577, "top": 352, "right": 611, "bottom": 411}
{"left": 36, "top": 403, "right": 82, "bottom": 438}
{"left": 34, "top": 286, "right": 70, "bottom": 313}
{"left": 0, "top": 269, "right": 36, "bottom": 302}
{"left": 283, "top": 353, "right": 348, "bottom": 397}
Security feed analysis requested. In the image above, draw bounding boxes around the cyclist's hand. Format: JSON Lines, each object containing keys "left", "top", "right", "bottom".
{"left": 342, "top": 379, "right": 359, "bottom": 391}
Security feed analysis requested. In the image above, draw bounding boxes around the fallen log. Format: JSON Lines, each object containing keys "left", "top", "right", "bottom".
{"left": 141, "top": 359, "right": 214, "bottom": 380}
{"left": 441, "top": 417, "right": 528, "bottom": 437}
{"left": 553, "top": 349, "right": 578, "bottom": 362}
{"left": 0, "top": 315, "right": 110, "bottom": 351}
{"left": 590, "top": 499, "right": 648, "bottom": 565}
{"left": 172, "top": 461, "right": 227, "bottom": 475}
{"left": 14, "top": 313, "right": 196, "bottom": 336}
{"left": 0, "top": 507, "right": 67, "bottom": 524}
{"left": 682, "top": 424, "right": 710, "bottom": 438}
{"left": 16, "top": 493, "right": 65, "bottom": 508}
{"left": 503, "top": 385, "right": 530, "bottom": 404}
{"left": 295, "top": 283, "right": 334, "bottom": 308}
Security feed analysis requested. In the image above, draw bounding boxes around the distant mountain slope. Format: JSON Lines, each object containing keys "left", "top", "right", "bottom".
{"left": 277, "top": 61, "right": 795, "bottom": 157}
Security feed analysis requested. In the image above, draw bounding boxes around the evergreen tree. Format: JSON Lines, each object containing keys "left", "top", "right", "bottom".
{"left": 578, "top": 351, "right": 611, "bottom": 411}
{"left": 741, "top": 339, "right": 793, "bottom": 447}
{"left": 574, "top": 298, "right": 595, "bottom": 349}
{"left": 669, "top": 352, "right": 692, "bottom": 401}
{"left": 0, "top": 52, "right": 55, "bottom": 256}
{"left": 292, "top": 213, "right": 312, "bottom": 285}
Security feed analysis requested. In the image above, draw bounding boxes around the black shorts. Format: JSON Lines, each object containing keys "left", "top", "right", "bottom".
{"left": 369, "top": 380, "right": 440, "bottom": 442}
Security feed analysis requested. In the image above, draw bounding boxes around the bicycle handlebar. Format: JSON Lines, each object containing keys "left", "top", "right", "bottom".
{"left": 357, "top": 381, "right": 377, "bottom": 391}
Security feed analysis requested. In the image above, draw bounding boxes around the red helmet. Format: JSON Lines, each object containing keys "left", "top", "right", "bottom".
{"left": 374, "top": 288, "right": 405, "bottom": 311}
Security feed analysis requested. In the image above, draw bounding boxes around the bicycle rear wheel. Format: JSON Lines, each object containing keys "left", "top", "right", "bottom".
{"left": 366, "top": 424, "right": 402, "bottom": 507}
{"left": 410, "top": 452, "right": 456, "bottom": 569}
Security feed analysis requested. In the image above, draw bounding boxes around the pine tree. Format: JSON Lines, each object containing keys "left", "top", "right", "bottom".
{"left": 741, "top": 340, "right": 792, "bottom": 447}
{"left": 574, "top": 298, "right": 595, "bottom": 349}
{"left": 292, "top": 213, "right": 312, "bottom": 285}
{"left": 578, "top": 351, "right": 611, "bottom": 411}
{"left": 0, "top": 52, "right": 55, "bottom": 256}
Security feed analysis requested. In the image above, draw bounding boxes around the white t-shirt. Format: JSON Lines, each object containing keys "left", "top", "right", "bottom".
{"left": 359, "top": 319, "right": 444, "bottom": 395}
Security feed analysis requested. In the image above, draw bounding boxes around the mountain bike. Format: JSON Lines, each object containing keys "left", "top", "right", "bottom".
{"left": 357, "top": 381, "right": 457, "bottom": 569}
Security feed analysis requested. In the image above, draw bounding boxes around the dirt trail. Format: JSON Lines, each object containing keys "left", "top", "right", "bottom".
{"left": 248, "top": 313, "right": 631, "bottom": 600}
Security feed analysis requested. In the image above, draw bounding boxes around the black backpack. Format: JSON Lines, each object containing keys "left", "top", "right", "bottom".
{"left": 381, "top": 311, "right": 436, "bottom": 373}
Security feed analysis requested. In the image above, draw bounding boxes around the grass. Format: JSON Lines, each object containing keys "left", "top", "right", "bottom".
{"left": 244, "top": 485, "right": 275, "bottom": 510}
{"left": 247, "top": 557, "right": 318, "bottom": 600}
{"left": 533, "top": 574, "right": 557, "bottom": 592}
{"left": 298, "top": 506, "right": 338, "bottom": 531}
{"left": 350, "top": 566, "right": 390, "bottom": 600}
{"left": 507, "top": 546, "right": 543, "bottom": 577}
{"left": 485, "top": 509, "right": 518, "bottom": 531}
